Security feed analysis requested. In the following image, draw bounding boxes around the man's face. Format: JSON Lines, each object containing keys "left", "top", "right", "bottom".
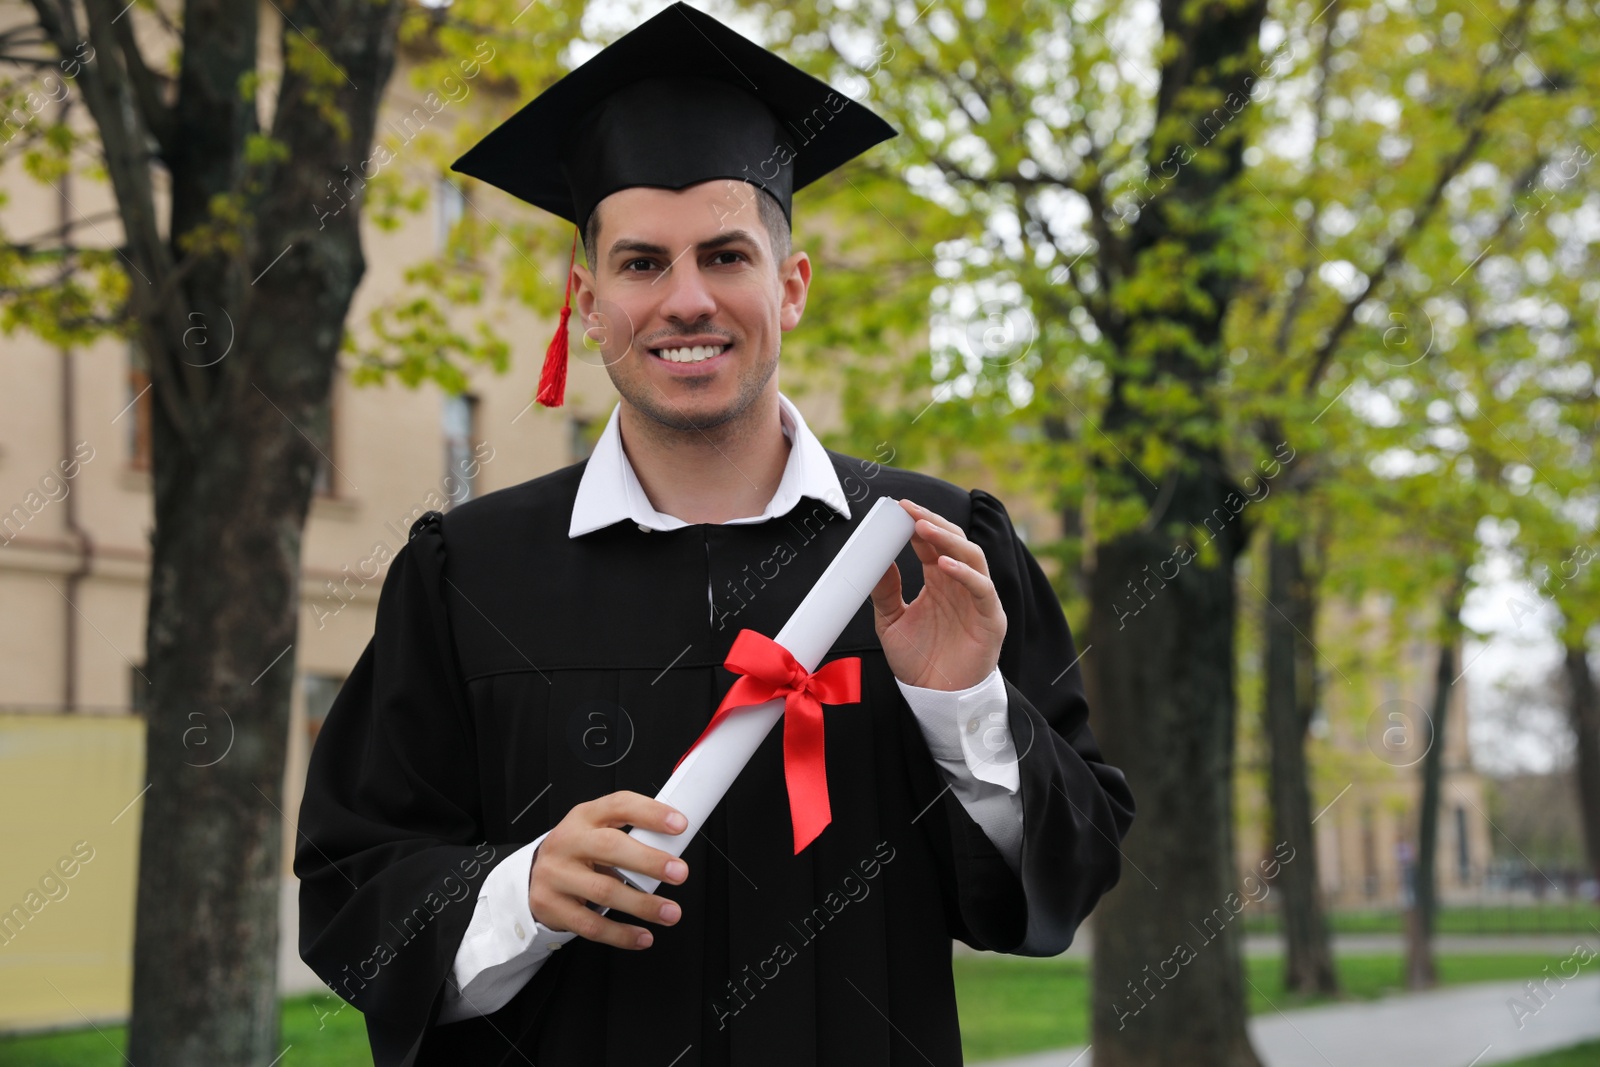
{"left": 573, "top": 179, "right": 810, "bottom": 433}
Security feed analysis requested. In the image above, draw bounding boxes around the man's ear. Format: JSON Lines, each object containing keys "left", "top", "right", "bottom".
{"left": 573, "top": 262, "right": 596, "bottom": 322}
{"left": 778, "top": 250, "right": 811, "bottom": 332}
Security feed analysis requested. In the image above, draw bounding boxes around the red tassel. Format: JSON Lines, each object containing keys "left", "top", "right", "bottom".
{"left": 536, "top": 228, "right": 579, "bottom": 408}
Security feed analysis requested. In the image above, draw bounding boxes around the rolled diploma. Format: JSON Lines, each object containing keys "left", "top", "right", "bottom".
{"left": 612, "top": 495, "right": 916, "bottom": 895}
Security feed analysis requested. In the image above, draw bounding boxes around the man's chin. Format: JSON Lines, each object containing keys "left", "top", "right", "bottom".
{"left": 626, "top": 388, "right": 742, "bottom": 434}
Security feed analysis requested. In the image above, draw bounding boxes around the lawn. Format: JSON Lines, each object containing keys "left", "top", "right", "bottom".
{"left": 0, "top": 991, "right": 371, "bottom": 1067}
{"left": 0, "top": 953, "right": 1576, "bottom": 1065}
{"left": 1498, "top": 1040, "right": 1600, "bottom": 1066}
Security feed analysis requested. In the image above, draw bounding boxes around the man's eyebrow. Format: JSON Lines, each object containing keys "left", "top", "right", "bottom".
{"left": 607, "top": 229, "right": 762, "bottom": 261}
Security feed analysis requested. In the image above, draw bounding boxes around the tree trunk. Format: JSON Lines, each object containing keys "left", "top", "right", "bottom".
{"left": 130, "top": 358, "right": 319, "bottom": 1063}
{"left": 1086, "top": 0, "right": 1268, "bottom": 1057}
{"left": 1263, "top": 534, "right": 1339, "bottom": 994}
{"left": 1563, "top": 642, "right": 1600, "bottom": 886}
{"left": 87, "top": 3, "right": 409, "bottom": 1063}
{"left": 1088, "top": 473, "right": 1261, "bottom": 1067}
{"left": 1405, "top": 599, "right": 1458, "bottom": 990}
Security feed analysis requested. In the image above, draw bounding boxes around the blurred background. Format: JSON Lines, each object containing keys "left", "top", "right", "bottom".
{"left": 0, "top": 0, "right": 1597, "bottom": 1064}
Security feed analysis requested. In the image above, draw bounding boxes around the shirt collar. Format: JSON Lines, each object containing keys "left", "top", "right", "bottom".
{"left": 569, "top": 391, "right": 851, "bottom": 538}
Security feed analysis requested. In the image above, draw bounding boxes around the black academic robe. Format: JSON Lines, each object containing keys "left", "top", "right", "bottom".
{"left": 295, "top": 449, "right": 1135, "bottom": 1067}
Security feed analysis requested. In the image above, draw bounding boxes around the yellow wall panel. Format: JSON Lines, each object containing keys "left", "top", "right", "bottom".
{"left": 0, "top": 714, "right": 145, "bottom": 1031}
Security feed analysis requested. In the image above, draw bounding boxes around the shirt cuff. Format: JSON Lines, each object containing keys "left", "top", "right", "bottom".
{"left": 895, "top": 666, "right": 1020, "bottom": 793}
{"left": 438, "top": 832, "right": 578, "bottom": 1023}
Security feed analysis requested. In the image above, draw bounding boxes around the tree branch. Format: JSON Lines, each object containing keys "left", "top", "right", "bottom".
{"left": 1269, "top": 2, "right": 1339, "bottom": 362}
{"left": 1299, "top": 0, "right": 1540, "bottom": 396}
{"left": 28, "top": 0, "right": 192, "bottom": 444}
{"left": 107, "top": 5, "right": 175, "bottom": 159}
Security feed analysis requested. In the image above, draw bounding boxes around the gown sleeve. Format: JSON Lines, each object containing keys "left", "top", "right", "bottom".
{"left": 912, "top": 487, "right": 1136, "bottom": 955}
{"left": 294, "top": 511, "right": 504, "bottom": 1067}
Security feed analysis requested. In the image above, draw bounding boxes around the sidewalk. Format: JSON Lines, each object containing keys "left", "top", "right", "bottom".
{"left": 973, "top": 975, "right": 1600, "bottom": 1067}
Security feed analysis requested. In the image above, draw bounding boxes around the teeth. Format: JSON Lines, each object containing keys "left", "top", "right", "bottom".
{"left": 655, "top": 344, "right": 727, "bottom": 363}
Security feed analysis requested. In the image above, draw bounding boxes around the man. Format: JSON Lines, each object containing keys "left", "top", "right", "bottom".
{"left": 295, "top": 6, "right": 1134, "bottom": 1066}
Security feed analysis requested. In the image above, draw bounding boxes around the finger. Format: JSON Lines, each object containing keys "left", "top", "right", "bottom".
{"left": 539, "top": 894, "right": 659, "bottom": 949}
{"left": 584, "top": 827, "right": 691, "bottom": 886}
{"left": 934, "top": 555, "right": 1005, "bottom": 614}
{"left": 907, "top": 529, "right": 941, "bottom": 568}
{"left": 899, "top": 500, "right": 943, "bottom": 566}
{"left": 589, "top": 791, "right": 688, "bottom": 834}
{"left": 534, "top": 857, "right": 683, "bottom": 937}
{"left": 903, "top": 499, "right": 968, "bottom": 541}
{"left": 552, "top": 862, "right": 685, "bottom": 928}
{"left": 869, "top": 561, "right": 904, "bottom": 620}
{"left": 915, "top": 517, "right": 990, "bottom": 576}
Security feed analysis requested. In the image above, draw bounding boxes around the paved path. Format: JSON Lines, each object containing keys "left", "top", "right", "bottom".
{"left": 974, "top": 975, "right": 1600, "bottom": 1067}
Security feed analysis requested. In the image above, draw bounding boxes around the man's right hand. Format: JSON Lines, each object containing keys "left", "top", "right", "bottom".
{"left": 528, "top": 790, "right": 688, "bottom": 950}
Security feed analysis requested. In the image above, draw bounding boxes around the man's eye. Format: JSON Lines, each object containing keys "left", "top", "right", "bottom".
{"left": 712, "top": 251, "right": 746, "bottom": 265}
{"left": 623, "top": 258, "right": 657, "bottom": 272}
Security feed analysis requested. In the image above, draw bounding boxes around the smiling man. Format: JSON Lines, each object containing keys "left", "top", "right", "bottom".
{"left": 294, "top": 5, "right": 1133, "bottom": 1066}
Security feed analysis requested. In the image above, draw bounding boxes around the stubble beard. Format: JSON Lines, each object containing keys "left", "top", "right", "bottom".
{"left": 616, "top": 339, "right": 780, "bottom": 443}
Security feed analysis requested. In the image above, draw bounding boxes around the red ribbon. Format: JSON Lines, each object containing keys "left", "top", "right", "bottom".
{"left": 673, "top": 628, "right": 861, "bottom": 854}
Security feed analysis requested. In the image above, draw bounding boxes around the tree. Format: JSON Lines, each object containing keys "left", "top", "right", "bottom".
{"left": 1564, "top": 640, "right": 1600, "bottom": 884}
{"left": 776, "top": 0, "right": 1277, "bottom": 1060}
{"left": 764, "top": 0, "right": 1600, "bottom": 1059}
{"left": 1259, "top": 523, "right": 1339, "bottom": 993}
{"left": 1223, "top": 0, "right": 1600, "bottom": 996}
{"left": 1408, "top": 576, "right": 1463, "bottom": 989}
{"left": 2, "top": 2, "right": 408, "bottom": 1062}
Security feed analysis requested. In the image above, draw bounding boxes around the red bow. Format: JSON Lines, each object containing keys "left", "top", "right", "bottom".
{"left": 673, "top": 629, "right": 861, "bottom": 854}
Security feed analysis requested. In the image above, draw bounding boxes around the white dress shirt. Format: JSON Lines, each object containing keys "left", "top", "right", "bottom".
{"left": 438, "top": 392, "right": 1024, "bottom": 1024}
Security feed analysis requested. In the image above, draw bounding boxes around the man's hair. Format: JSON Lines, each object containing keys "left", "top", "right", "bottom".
{"left": 582, "top": 185, "right": 792, "bottom": 271}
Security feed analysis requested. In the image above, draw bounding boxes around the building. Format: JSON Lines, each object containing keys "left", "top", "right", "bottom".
{"left": 1235, "top": 594, "right": 1494, "bottom": 918}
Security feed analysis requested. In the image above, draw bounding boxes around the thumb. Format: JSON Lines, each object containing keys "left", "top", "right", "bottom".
{"left": 869, "top": 561, "right": 904, "bottom": 628}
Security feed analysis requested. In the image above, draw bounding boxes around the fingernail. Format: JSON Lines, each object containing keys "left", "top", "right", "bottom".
{"left": 660, "top": 902, "right": 681, "bottom": 923}
{"left": 637, "top": 931, "right": 653, "bottom": 948}
{"left": 665, "top": 860, "right": 687, "bottom": 881}
{"left": 666, "top": 812, "right": 687, "bottom": 832}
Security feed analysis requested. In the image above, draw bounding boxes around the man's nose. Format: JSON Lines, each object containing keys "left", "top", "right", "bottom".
{"left": 656, "top": 250, "right": 718, "bottom": 323}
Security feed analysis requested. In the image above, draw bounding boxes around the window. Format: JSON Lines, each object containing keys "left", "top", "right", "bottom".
{"left": 125, "top": 340, "right": 152, "bottom": 469}
{"left": 311, "top": 379, "right": 339, "bottom": 499}
{"left": 436, "top": 176, "right": 466, "bottom": 255}
{"left": 441, "top": 392, "right": 480, "bottom": 505}
{"left": 569, "top": 415, "right": 595, "bottom": 463}
{"left": 303, "top": 673, "right": 344, "bottom": 752}
{"left": 130, "top": 664, "right": 150, "bottom": 715}
{"left": 1360, "top": 805, "right": 1378, "bottom": 899}
{"left": 1308, "top": 700, "right": 1330, "bottom": 739}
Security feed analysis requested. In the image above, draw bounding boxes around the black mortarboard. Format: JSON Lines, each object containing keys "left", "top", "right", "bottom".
{"left": 449, "top": 2, "right": 898, "bottom": 406}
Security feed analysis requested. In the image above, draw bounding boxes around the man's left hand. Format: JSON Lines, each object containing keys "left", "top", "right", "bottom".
{"left": 869, "top": 498, "right": 1007, "bottom": 691}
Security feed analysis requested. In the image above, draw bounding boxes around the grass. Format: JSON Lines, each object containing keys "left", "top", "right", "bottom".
{"left": 0, "top": 953, "right": 1579, "bottom": 1065}
{"left": 0, "top": 993, "right": 373, "bottom": 1067}
{"left": 1496, "top": 1040, "right": 1600, "bottom": 1066}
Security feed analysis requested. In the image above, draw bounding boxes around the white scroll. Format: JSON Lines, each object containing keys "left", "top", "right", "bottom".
{"left": 612, "top": 495, "right": 915, "bottom": 894}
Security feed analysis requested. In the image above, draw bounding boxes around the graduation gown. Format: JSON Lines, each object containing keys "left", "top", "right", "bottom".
{"left": 295, "top": 448, "right": 1136, "bottom": 1067}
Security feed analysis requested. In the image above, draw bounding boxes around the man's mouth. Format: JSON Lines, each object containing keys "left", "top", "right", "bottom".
{"left": 649, "top": 343, "right": 732, "bottom": 364}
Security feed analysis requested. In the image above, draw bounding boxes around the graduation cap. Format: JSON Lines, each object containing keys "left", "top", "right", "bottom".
{"left": 449, "top": 2, "right": 898, "bottom": 407}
